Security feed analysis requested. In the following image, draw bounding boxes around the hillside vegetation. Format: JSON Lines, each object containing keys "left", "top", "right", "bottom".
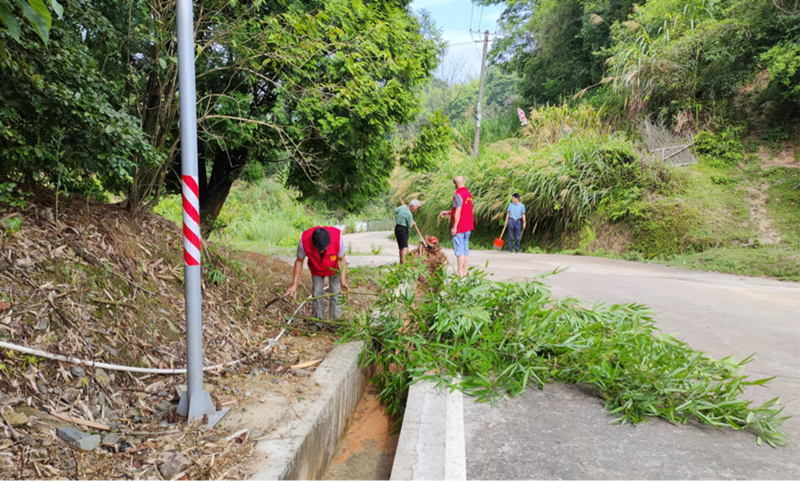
{"left": 0, "top": 186, "right": 380, "bottom": 478}
{"left": 392, "top": 104, "right": 800, "bottom": 281}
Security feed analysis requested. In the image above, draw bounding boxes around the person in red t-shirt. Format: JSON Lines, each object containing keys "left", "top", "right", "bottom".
{"left": 439, "top": 176, "right": 474, "bottom": 277}
{"left": 285, "top": 226, "right": 348, "bottom": 320}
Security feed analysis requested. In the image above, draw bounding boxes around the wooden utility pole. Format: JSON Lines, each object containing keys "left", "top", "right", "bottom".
{"left": 472, "top": 30, "right": 490, "bottom": 158}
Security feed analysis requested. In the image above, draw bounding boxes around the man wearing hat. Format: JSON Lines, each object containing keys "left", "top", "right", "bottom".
{"left": 285, "top": 226, "right": 348, "bottom": 320}
{"left": 395, "top": 199, "right": 421, "bottom": 264}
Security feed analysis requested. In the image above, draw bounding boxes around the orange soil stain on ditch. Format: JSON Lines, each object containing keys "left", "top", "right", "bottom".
{"left": 323, "top": 383, "right": 400, "bottom": 480}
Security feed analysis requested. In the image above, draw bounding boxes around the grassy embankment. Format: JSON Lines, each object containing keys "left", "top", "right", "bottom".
{"left": 392, "top": 105, "right": 800, "bottom": 281}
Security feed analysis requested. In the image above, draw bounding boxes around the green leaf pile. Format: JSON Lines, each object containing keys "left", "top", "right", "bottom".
{"left": 344, "top": 259, "right": 788, "bottom": 447}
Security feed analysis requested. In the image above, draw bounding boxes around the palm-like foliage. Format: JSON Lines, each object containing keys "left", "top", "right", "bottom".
{"left": 392, "top": 105, "right": 647, "bottom": 238}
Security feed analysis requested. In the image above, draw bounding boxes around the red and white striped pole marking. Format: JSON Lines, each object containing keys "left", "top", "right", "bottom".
{"left": 182, "top": 175, "right": 201, "bottom": 266}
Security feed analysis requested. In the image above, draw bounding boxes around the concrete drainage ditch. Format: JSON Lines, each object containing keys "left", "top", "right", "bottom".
{"left": 249, "top": 342, "right": 374, "bottom": 479}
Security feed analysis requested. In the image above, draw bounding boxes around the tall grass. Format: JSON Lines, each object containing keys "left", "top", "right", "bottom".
{"left": 452, "top": 110, "right": 521, "bottom": 154}
{"left": 393, "top": 104, "right": 658, "bottom": 241}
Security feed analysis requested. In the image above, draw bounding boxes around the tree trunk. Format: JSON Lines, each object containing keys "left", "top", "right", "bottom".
{"left": 198, "top": 147, "right": 249, "bottom": 235}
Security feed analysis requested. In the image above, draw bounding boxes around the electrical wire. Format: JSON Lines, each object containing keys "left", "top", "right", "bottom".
{"left": 469, "top": 1, "right": 475, "bottom": 30}
{"left": 468, "top": 0, "right": 482, "bottom": 56}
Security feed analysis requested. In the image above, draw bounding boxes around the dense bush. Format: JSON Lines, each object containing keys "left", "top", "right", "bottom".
{"left": 694, "top": 130, "right": 746, "bottom": 167}
{"left": 400, "top": 111, "right": 453, "bottom": 172}
{"left": 392, "top": 105, "right": 678, "bottom": 243}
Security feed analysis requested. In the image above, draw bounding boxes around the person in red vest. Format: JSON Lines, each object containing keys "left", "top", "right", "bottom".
{"left": 285, "top": 226, "right": 348, "bottom": 321}
{"left": 439, "top": 176, "right": 474, "bottom": 277}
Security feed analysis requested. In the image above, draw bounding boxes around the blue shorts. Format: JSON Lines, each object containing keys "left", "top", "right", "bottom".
{"left": 453, "top": 231, "right": 471, "bottom": 257}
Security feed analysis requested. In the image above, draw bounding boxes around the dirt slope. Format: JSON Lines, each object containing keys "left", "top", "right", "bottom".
{"left": 0, "top": 186, "right": 372, "bottom": 479}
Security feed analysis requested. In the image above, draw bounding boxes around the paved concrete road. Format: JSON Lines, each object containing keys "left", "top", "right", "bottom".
{"left": 344, "top": 231, "right": 800, "bottom": 479}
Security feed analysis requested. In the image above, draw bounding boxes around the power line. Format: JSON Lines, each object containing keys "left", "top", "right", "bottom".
{"left": 469, "top": 1, "right": 481, "bottom": 57}
{"left": 469, "top": 2, "right": 475, "bottom": 30}
{"left": 448, "top": 40, "right": 489, "bottom": 46}
{"left": 478, "top": 5, "right": 484, "bottom": 31}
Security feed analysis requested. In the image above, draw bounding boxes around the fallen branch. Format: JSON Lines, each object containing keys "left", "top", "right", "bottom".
{"left": 224, "top": 428, "right": 249, "bottom": 441}
{"left": 291, "top": 359, "right": 322, "bottom": 370}
{"left": 50, "top": 412, "right": 111, "bottom": 432}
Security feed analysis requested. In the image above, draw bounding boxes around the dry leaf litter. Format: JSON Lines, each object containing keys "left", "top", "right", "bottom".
{"left": 0, "top": 186, "right": 378, "bottom": 479}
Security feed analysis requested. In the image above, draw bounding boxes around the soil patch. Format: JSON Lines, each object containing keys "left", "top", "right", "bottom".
{"left": 743, "top": 183, "right": 782, "bottom": 245}
{"left": 759, "top": 145, "right": 800, "bottom": 169}
{"left": 323, "top": 383, "right": 399, "bottom": 480}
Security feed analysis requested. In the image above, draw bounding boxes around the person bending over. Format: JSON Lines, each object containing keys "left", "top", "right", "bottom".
{"left": 285, "top": 226, "right": 348, "bottom": 320}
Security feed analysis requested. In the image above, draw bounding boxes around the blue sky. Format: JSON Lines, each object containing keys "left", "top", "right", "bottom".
{"left": 409, "top": 0, "right": 504, "bottom": 80}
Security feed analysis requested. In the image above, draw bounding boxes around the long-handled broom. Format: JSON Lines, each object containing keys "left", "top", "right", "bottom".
{"left": 493, "top": 223, "right": 507, "bottom": 251}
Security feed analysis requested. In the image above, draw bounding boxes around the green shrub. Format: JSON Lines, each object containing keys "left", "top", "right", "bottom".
{"left": 694, "top": 130, "right": 745, "bottom": 168}
{"left": 711, "top": 175, "right": 740, "bottom": 185}
{"left": 240, "top": 161, "right": 265, "bottom": 184}
{"left": 630, "top": 200, "right": 699, "bottom": 258}
{"left": 400, "top": 111, "right": 453, "bottom": 172}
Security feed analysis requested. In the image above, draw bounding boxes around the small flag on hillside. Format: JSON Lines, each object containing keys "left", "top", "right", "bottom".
{"left": 517, "top": 108, "right": 528, "bottom": 126}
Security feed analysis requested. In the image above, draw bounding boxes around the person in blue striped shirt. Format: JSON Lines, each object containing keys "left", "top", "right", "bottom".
{"left": 504, "top": 193, "right": 526, "bottom": 253}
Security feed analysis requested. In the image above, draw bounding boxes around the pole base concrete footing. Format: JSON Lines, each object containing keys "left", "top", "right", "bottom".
{"left": 177, "top": 390, "right": 230, "bottom": 429}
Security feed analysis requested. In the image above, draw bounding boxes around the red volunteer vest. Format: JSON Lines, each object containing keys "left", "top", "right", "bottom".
{"left": 451, "top": 187, "right": 474, "bottom": 234}
{"left": 301, "top": 226, "right": 341, "bottom": 277}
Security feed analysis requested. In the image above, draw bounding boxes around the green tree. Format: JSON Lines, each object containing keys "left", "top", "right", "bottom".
{"left": 485, "top": 0, "right": 635, "bottom": 104}
{"left": 0, "top": 0, "right": 63, "bottom": 62}
{"left": 0, "top": 1, "right": 161, "bottom": 197}
{"left": 282, "top": 0, "right": 443, "bottom": 211}
{"left": 2, "top": 0, "right": 442, "bottom": 226}
{"left": 400, "top": 111, "right": 452, "bottom": 171}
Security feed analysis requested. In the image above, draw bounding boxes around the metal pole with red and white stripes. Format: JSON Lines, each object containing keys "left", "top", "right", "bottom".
{"left": 182, "top": 176, "right": 202, "bottom": 266}
{"left": 175, "top": 0, "right": 227, "bottom": 427}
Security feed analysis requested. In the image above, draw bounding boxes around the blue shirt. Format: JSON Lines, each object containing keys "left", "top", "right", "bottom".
{"left": 507, "top": 202, "right": 526, "bottom": 220}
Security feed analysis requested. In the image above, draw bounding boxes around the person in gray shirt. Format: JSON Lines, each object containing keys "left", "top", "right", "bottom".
{"left": 395, "top": 199, "right": 420, "bottom": 264}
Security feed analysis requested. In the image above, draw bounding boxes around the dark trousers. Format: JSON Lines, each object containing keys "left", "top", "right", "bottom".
{"left": 507, "top": 219, "right": 521, "bottom": 253}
